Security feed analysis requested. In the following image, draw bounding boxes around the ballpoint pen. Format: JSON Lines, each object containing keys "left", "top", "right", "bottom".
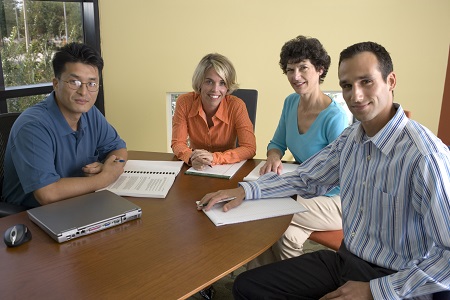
{"left": 197, "top": 197, "right": 237, "bottom": 207}
{"left": 114, "top": 159, "right": 125, "bottom": 162}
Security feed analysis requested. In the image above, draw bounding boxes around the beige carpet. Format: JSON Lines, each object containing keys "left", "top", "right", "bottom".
{"left": 187, "top": 240, "right": 329, "bottom": 300}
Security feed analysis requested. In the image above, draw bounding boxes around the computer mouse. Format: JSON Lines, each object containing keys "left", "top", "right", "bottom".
{"left": 3, "top": 224, "right": 32, "bottom": 247}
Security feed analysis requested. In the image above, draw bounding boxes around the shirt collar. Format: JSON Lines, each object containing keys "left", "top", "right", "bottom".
{"left": 355, "top": 103, "right": 408, "bottom": 155}
{"left": 188, "top": 93, "right": 230, "bottom": 125}
{"left": 188, "top": 93, "right": 202, "bottom": 118}
{"left": 213, "top": 96, "right": 229, "bottom": 124}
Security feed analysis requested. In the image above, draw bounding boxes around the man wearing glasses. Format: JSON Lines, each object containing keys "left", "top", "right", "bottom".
{"left": 3, "top": 43, "right": 127, "bottom": 208}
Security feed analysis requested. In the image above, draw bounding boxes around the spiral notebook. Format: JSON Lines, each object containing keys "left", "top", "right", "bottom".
{"left": 101, "top": 160, "right": 184, "bottom": 198}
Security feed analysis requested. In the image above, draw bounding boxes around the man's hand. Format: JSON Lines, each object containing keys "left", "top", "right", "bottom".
{"left": 100, "top": 155, "right": 126, "bottom": 182}
{"left": 320, "top": 281, "right": 373, "bottom": 300}
{"left": 82, "top": 155, "right": 125, "bottom": 178}
{"left": 197, "top": 187, "right": 245, "bottom": 212}
{"left": 82, "top": 161, "right": 103, "bottom": 176}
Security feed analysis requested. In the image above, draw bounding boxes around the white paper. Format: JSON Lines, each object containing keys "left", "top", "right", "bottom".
{"left": 243, "top": 161, "right": 299, "bottom": 181}
{"left": 199, "top": 197, "right": 308, "bottom": 226}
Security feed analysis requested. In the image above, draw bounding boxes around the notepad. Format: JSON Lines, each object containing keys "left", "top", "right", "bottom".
{"left": 198, "top": 197, "right": 308, "bottom": 226}
{"left": 185, "top": 160, "right": 246, "bottom": 179}
{"left": 101, "top": 160, "right": 184, "bottom": 198}
{"left": 243, "top": 161, "right": 299, "bottom": 181}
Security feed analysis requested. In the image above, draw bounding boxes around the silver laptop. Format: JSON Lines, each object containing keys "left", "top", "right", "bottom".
{"left": 27, "top": 190, "right": 142, "bottom": 243}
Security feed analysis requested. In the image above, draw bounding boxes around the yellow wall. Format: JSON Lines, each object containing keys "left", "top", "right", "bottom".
{"left": 98, "top": 0, "right": 450, "bottom": 159}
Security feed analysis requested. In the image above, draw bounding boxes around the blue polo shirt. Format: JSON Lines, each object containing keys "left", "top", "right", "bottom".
{"left": 3, "top": 92, "right": 126, "bottom": 207}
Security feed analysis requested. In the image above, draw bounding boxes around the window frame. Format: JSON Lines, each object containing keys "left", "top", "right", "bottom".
{"left": 0, "top": 0, "right": 104, "bottom": 114}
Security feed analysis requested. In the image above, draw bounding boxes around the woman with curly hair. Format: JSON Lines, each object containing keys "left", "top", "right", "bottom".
{"left": 248, "top": 35, "right": 349, "bottom": 268}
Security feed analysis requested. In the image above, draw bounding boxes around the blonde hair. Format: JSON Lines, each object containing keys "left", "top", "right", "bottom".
{"left": 192, "top": 53, "right": 239, "bottom": 94}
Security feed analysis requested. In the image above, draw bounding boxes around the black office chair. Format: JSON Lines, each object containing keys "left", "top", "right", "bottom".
{"left": 231, "top": 89, "right": 258, "bottom": 130}
{"left": 231, "top": 89, "right": 258, "bottom": 148}
{"left": 0, "top": 112, "right": 28, "bottom": 217}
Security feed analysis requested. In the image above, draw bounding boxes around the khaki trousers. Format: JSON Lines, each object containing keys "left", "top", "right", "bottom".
{"left": 247, "top": 194, "right": 342, "bottom": 269}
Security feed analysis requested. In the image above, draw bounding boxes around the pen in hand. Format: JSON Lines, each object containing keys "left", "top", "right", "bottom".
{"left": 197, "top": 197, "right": 237, "bottom": 208}
{"left": 114, "top": 159, "right": 125, "bottom": 163}
{"left": 202, "top": 158, "right": 212, "bottom": 168}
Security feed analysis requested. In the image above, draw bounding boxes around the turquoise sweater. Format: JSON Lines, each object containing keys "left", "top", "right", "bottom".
{"left": 267, "top": 93, "right": 348, "bottom": 196}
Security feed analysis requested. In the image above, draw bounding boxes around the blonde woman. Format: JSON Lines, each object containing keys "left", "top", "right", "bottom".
{"left": 172, "top": 53, "right": 256, "bottom": 170}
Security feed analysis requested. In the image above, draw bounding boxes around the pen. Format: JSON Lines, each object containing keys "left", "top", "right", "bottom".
{"left": 114, "top": 159, "right": 125, "bottom": 163}
{"left": 197, "top": 197, "right": 237, "bottom": 207}
{"left": 202, "top": 158, "right": 212, "bottom": 168}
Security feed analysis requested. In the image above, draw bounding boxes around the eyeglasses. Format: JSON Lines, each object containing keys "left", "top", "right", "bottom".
{"left": 61, "top": 79, "right": 100, "bottom": 92}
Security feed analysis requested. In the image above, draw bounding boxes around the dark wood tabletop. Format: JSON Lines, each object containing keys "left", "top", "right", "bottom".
{"left": 0, "top": 151, "right": 292, "bottom": 299}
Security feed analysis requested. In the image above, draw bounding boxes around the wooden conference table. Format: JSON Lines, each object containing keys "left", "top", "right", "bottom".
{"left": 0, "top": 151, "right": 292, "bottom": 299}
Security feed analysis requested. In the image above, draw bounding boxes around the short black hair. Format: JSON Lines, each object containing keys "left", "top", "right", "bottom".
{"left": 279, "top": 35, "right": 331, "bottom": 84}
{"left": 52, "top": 43, "right": 104, "bottom": 78}
{"left": 339, "top": 41, "right": 393, "bottom": 82}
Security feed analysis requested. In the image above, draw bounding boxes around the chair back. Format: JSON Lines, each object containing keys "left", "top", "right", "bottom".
{"left": 231, "top": 89, "right": 258, "bottom": 130}
{"left": 0, "top": 113, "right": 26, "bottom": 218}
{"left": 0, "top": 113, "right": 28, "bottom": 217}
{"left": 0, "top": 113, "right": 20, "bottom": 181}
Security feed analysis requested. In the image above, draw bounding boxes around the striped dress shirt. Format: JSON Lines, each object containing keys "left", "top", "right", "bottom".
{"left": 240, "top": 105, "right": 450, "bottom": 298}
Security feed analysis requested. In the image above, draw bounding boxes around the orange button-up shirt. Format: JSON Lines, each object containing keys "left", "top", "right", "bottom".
{"left": 171, "top": 92, "right": 256, "bottom": 165}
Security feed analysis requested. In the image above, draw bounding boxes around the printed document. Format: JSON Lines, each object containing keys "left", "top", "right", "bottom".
{"left": 101, "top": 160, "right": 184, "bottom": 198}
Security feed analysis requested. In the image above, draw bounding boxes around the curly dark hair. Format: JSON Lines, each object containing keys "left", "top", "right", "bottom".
{"left": 279, "top": 35, "right": 331, "bottom": 84}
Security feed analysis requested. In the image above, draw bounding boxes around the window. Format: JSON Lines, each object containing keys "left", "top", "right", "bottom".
{"left": 166, "top": 92, "right": 187, "bottom": 151}
{"left": 0, "top": 0, "right": 103, "bottom": 114}
{"left": 324, "top": 91, "right": 354, "bottom": 125}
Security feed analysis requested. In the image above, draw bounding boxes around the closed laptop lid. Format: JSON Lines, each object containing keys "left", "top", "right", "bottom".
{"left": 27, "top": 190, "right": 141, "bottom": 236}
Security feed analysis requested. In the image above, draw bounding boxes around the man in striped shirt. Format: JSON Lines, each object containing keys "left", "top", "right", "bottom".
{"left": 199, "top": 42, "right": 450, "bottom": 299}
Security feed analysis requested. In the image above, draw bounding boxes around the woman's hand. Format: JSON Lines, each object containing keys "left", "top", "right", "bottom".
{"left": 260, "top": 151, "right": 283, "bottom": 175}
{"left": 190, "top": 149, "right": 213, "bottom": 170}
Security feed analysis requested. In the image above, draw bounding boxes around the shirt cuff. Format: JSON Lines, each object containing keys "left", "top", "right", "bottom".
{"left": 370, "top": 276, "right": 400, "bottom": 300}
{"left": 238, "top": 181, "right": 261, "bottom": 200}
